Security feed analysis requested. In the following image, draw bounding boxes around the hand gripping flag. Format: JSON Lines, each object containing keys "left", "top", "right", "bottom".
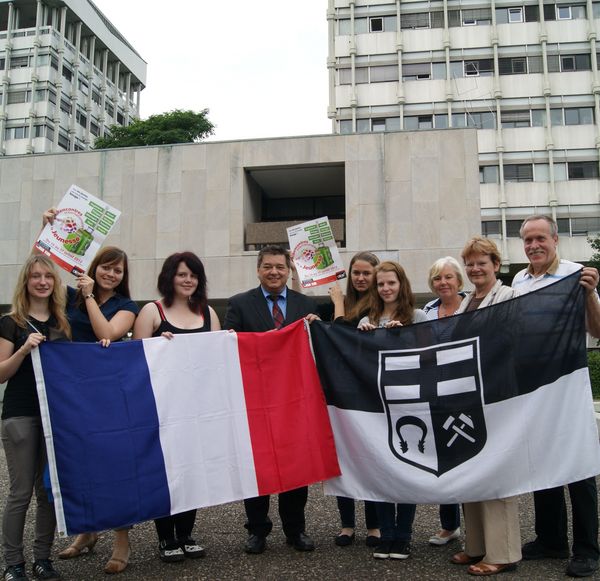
{"left": 32, "top": 322, "right": 340, "bottom": 535}
{"left": 309, "top": 272, "right": 600, "bottom": 504}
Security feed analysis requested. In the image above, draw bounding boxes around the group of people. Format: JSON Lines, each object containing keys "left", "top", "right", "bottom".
{"left": 0, "top": 213, "right": 599, "bottom": 580}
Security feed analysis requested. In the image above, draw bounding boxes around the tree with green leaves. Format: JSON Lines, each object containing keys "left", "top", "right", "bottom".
{"left": 93, "top": 109, "right": 214, "bottom": 149}
{"left": 588, "top": 234, "right": 600, "bottom": 273}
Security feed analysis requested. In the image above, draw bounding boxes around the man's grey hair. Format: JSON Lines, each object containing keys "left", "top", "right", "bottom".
{"left": 519, "top": 215, "right": 558, "bottom": 239}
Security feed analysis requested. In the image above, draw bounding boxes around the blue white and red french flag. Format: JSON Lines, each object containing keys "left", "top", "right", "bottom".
{"left": 32, "top": 322, "right": 340, "bottom": 535}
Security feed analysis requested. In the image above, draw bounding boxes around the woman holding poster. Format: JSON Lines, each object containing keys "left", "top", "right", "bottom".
{"left": 133, "top": 251, "right": 220, "bottom": 564}
{"left": 50, "top": 237, "right": 138, "bottom": 574}
{"left": 0, "top": 255, "right": 71, "bottom": 581}
{"left": 327, "top": 251, "right": 382, "bottom": 548}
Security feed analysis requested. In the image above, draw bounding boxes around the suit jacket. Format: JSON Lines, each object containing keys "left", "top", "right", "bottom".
{"left": 223, "top": 286, "right": 317, "bottom": 332}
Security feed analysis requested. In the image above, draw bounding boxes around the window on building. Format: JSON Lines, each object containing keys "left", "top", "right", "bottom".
{"left": 594, "top": 2, "right": 600, "bottom": 18}
{"left": 386, "top": 117, "right": 400, "bottom": 131}
{"left": 554, "top": 163, "right": 568, "bottom": 180}
{"left": 48, "top": 89, "right": 56, "bottom": 105}
{"left": 565, "top": 107, "right": 594, "bottom": 125}
{"left": 560, "top": 54, "right": 591, "bottom": 71}
{"left": 509, "top": 7, "right": 524, "bottom": 22}
{"left": 461, "top": 8, "right": 492, "bottom": 25}
{"left": 370, "top": 17, "right": 383, "bottom": 32}
{"left": 531, "top": 109, "right": 546, "bottom": 126}
{"left": 76, "top": 110, "right": 87, "bottom": 128}
{"left": 402, "top": 63, "right": 431, "bottom": 81}
{"left": 524, "top": 5, "right": 540, "bottom": 21}
{"left": 504, "top": 164, "right": 534, "bottom": 182}
{"left": 339, "top": 68, "right": 352, "bottom": 85}
{"left": 501, "top": 110, "right": 530, "bottom": 128}
{"left": 482, "top": 220, "right": 501, "bottom": 236}
{"left": 34, "top": 89, "right": 46, "bottom": 103}
{"left": 434, "top": 114, "right": 449, "bottom": 128}
{"left": 78, "top": 78, "right": 89, "bottom": 95}
{"left": 60, "top": 97, "right": 72, "bottom": 114}
{"left": 0, "top": 58, "right": 5, "bottom": 70}
{"left": 57, "top": 132, "right": 70, "bottom": 150}
{"left": 572, "top": 217, "right": 600, "bottom": 235}
{"left": 431, "top": 62, "right": 446, "bottom": 79}
{"left": 339, "top": 120, "right": 353, "bottom": 134}
{"left": 10, "top": 56, "right": 29, "bottom": 69}
{"left": 401, "top": 12, "right": 431, "bottom": 29}
{"left": 479, "top": 165, "right": 499, "bottom": 183}
{"left": 568, "top": 161, "right": 599, "bottom": 179}
{"left": 464, "top": 59, "right": 494, "bottom": 77}
{"left": 4, "top": 126, "right": 29, "bottom": 140}
{"left": 117, "top": 111, "right": 125, "bottom": 125}
{"left": 105, "top": 101, "right": 114, "bottom": 117}
{"left": 7, "top": 90, "right": 31, "bottom": 104}
{"left": 357, "top": 118, "right": 370, "bottom": 133}
{"left": 499, "top": 57, "right": 527, "bottom": 75}
{"left": 50, "top": 54, "right": 59, "bottom": 71}
{"left": 527, "top": 55, "right": 544, "bottom": 73}
{"left": 452, "top": 112, "right": 468, "bottom": 128}
{"left": 370, "top": 65, "right": 399, "bottom": 82}
{"left": 372, "top": 118, "right": 386, "bottom": 132}
{"left": 534, "top": 163, "right": 550, "bottom": 181}
{"left": 354, "top": 18, "right": 368, "bottom": 33}
{"left": 339, "top": 19, "right": 351, "bottom": 35}
{"left": 62, "top": 64, "right": 73, "bottom": 82}
{"left": 467, "top": 111, "right": 496, "bottom": 129}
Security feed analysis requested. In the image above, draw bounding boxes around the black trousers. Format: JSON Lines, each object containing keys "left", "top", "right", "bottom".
{"left": 336, "top": 497, "right": 379, "bottom": 529}
{"left": 244, "top": 486, "right": 308, "bottom": 538}
{"left": 533, "top": 478, "right": 599, "bottom": 559}
{"left": 154, "top": 510, "right": 196, "bottom": 543}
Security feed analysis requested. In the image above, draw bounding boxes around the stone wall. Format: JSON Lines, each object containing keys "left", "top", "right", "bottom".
{"left": 0, "top": 130, "right": 480, "bottom": 303}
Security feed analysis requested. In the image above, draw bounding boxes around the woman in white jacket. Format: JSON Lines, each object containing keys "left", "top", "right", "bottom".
{"left": 451, "top": 237, "right": 521, "bottom": 576}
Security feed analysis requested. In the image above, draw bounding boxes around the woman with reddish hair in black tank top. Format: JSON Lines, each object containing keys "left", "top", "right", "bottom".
{"left": 133, "top": 251, "right": 221, "bottom": 563}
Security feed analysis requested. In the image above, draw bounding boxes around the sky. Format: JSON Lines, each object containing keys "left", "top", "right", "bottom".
{"left": 92, "top": 0, "right": 332, "bottom": 141}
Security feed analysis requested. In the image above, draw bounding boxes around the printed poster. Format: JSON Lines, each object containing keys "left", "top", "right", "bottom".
{"left": 34, "top": 185, "right": 121, "bottom": 275}
{"left": 287, "top": 217, "right": 346, "bottom": 288}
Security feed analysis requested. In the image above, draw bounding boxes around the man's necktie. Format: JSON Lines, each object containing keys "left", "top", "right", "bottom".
{"left": 270, "top": 294, "right": 284, "bottom": 329}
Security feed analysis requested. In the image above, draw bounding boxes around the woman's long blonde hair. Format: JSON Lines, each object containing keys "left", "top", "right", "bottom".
{"left": 11, "top": 255, "right": 71, "bottom": 338}
{"left": 366, "top": 261, "right": 415, "bottom": 326}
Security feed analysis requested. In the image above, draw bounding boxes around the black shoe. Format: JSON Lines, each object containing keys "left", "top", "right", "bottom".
{"left": 178, "top": 537, "right": 206, "bottom": 559}
{"left": 158, "top": 540, "right": 185, "bottom": 563}
{"left": 566, "top": 556, "right": 599, "bottom": 577}
{"left": 373, "top": 540, "right": 393, "bottom": 559}
{"left": 389, "top": 540, "right": 411, "bottom": 560}
{"left": 286, "top": 532, "right": 315, "bottom": 551}
{"left": 244, "top": 534, "right": 266, "bottom": 554}
{"left": 32, "top": 560, "right": 60, "bottom": 581}
{"left": 334, "top": 533, "right": 355, "bottom": 547}
{"left": 3, "top": 564, "right": 29, "bottom": 581}
{"left": 365, "top": 535, "right": 381, "bottom": 547}
{"left": 522, "top": 539, "right": 569, "bottom": 560}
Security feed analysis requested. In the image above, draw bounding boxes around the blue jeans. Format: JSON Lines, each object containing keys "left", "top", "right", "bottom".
{"left": 440, "top": 504, "right": 460, "bottom": 531}
{"left": 375, "top": 502, "right": 416, "bottom": 542}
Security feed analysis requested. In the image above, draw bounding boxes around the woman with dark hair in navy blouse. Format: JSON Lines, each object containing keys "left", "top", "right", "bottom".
{"left": 134, "top": 251, "right": 220, "bottom": 564}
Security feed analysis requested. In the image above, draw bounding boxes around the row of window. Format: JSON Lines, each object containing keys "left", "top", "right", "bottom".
{"left": 4, "top": 123, "right": 54, "bottom": 141}
{"left": 339, "top": 107, "right": 595, "bottom": 133}
{"left": 479, "top": 161, "right": 599, "bottom": 183}
{"left": 0, "top": 86, "right": 120, "bottom": 119}
{"left": 339, "top": 54, "right": 592, "bottom": 85}
{"left": 338, "top": 3, "right": 595, "bottom": 34}
{"left": 482, "top": 217, "right": 599, "bottom": 237}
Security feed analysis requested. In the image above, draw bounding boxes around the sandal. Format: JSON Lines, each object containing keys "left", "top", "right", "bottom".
{"left": 468, "top": 562, "right": 518, "bottom": 576}
{"left": 104, "top": 548, "right": 131, "bottom": 574}
{"left": 451, "top": 551, "right": 485, "bottom": 565}
{"left": 58, "top": 532, "right": 98, "bottom": 559}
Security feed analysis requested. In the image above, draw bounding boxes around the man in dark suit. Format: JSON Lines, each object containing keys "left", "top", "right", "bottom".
{"left": 223, "top": 245, "right": 319, "bottom": 555}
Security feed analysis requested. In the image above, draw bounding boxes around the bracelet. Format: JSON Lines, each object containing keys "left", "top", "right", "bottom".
{"left": 84, "top": 292, "right": 95, "bottom": 300}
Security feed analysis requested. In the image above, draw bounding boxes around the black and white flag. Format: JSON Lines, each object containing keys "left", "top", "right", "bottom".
{"left": 310, "top": 272, "right": 600, "bottom": 504}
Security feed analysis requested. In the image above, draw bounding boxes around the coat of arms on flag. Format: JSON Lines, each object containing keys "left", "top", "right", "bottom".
{"left": 379, "top": 338, "right": 486, "bottom": 476}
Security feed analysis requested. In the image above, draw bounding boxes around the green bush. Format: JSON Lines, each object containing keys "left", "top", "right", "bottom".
{"left": 587, "top": 350, "right": 600, "bottom": 399}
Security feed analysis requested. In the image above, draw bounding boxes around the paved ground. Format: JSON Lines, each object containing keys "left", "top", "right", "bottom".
{"left": 1, "top": 437, "right": 599, "bottom": 581}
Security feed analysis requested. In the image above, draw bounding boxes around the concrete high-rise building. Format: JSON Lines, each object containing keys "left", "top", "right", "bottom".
{"left": 328, "top": 0, "right": 600, "bottom": 268}
{"left": 0, "top": 0, "right": 146, "bottom": 155}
